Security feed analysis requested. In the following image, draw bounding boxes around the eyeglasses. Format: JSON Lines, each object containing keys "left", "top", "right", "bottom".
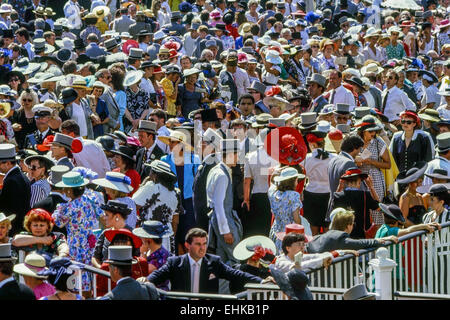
{"left": 9, "top": 78, "right": 19, "bottom": 82}
{"left": 386, "top": 21, "right": 394, "bottom": 25}
{"left": 22, "top": 98, "right": 33, "bottom": 102}
{"left": 29, "top": 165, "right": 42, "bottom": 171}
{"left": 401, "top": 119, "right": 414, "bottom": 125}
{"left": 311, "top": 45, "right": 319, "bottom": 48}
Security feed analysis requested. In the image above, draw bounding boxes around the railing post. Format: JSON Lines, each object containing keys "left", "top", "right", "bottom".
{"left": 369, "top": 247, "right": 397, "bottom": 300}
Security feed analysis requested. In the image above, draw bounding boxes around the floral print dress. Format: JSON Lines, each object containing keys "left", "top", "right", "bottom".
{"left": 52, "top": 189, "right": 104, "bottom": 291}
{"left": 268, "top": 185, "right": 302, "bottom": 253}
{"left": 147, "top": 246, "right": 171, "bottom": 290}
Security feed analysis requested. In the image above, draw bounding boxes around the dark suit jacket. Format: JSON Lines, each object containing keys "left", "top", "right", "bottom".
{"left": 0, "top": 167, "right": 31, "bottom": 235}
{"left": 135, "top": 144, "right": 166, "bottom": 180}
{"left": 148, "top": 253, "right": 262, "bottom": 294}
{"left": 312, "top": 95, "right": 329, "bottom": 114}
{"left": 101, "top": 277, "right": 159, "bottom": 300}
{"left": 368, "top": 86, "right": 382, "bottom": 110}
{"left": 219, "top": 70, "right": 239, "bottom": 106}
{"left": 25, "top": 128, "right": 55, "bottom": 154}
{"left": 33, "top": 192, "right": 67, "bottom": 214}
{"left": 0, "top": 279, "right": 36, "bottom": 300}
{"left": 322, "top": 19, "right": 339, "bottom": 38}
{"left": 306, "top": 230, "right": 380, "bottom": 253}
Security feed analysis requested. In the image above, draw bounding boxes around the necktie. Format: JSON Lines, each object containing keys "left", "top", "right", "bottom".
{"left": 315, "top": 149, "right": 329, "bottom": 160}
{"left": 143, "top": 149, "right": 148, "bottom": 164}
{"left": 192, "top": 262, "right": 199, "bottom": 293}
{"left": 381, "top": 90, "right": 389, "bottom": 114}
{"left": 330, "top": 89, "right": 335, "bottom": 104}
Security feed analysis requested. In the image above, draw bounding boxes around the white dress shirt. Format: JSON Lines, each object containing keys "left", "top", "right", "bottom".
{"left": 206, "top": 162, "right": 232, "bottom": 235}
{"left": 233, "top": 67, "right": 251, "bottom": 98}
{"left": 23, "top": 41, "right": 34, "bottom": 60}
{"left": 156, "top": 126, "right": 171, "bottom": 154}
{"left": 64, "top": 0, "right": 82, "bottom": 29}
{"left": 273, "top": 252, "right": 333, "bottom": 273}
{"left": 330, "top": 85, "right": 356, "bottom": 111}
{"left": 381, "top": 86, "right": 416, "bottom": 122}
{"left": 188, "top": 254, "right": 202, "bottom": 293}
{"left": 303, "top": 149, "right": 337, "bottom": 193}
{"left": 72, "top": 137, "right": 111, "bottom": 178}
{"left": 362, "top": 45, "right": 384, "bottom": 63}
{"left": 71, "top": 102, "right": 88, "bottom": 137}
{"left": 244, "top": 147, "right": 279, "bottom": 194}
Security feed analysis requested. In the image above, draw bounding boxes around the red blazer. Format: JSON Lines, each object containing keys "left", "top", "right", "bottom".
{"left": 112, "top": 168, "right": 141, "bottom": 196}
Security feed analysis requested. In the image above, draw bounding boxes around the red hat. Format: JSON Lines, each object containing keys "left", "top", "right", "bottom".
{"left": 328, "top": 128, "right": 343, "bottom": 141}
{"left": 238, "top": 52, "right": 248, "bottom": 63}
{"left": 399, "top": 110, "right": 421, "bottom": 127}
{"left": 399, "top": 20, "right": 415, "bottom": 28}
{"left": 153, "top": 66, "right": 163, "bottom": 73}
{"left": 341, "top": 168, "right": 368, "bottom": 180}
{"left": 163, "top": 40, "right": 181, "bottom": 51}
{"left": 37, "top": 135, "right": 54, "bottom": 152}
{"left": 265, "top": 127, "right": 307, "bottom": 165}
{"left": 122, "top": 39, "right": 139, "bottom": 56}
{"left": 168, "top": 48, "right": 180, "bottom": 59}
{"left": 276, "top": 224, "right": 313, "bottom": 242}
{"left": 105, "top": 228, "right": 143, "bottom": 249}
{"left": 439, "top": 19, "right": 450, "bottom": 29}
{"left": 265, "top": 85, "right": 282, "bottom": 97}
{"left": 26, "top": 208, "right": 54, "bottom": 224}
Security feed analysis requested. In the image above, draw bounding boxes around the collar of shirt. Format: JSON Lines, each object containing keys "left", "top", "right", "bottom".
{"left": 0, "top": 276, "right": 15, "bottom": 289}
{"left": 188, "top": 254, "right": 203, "bottom": 269}
{"left": 340, "top": 151, "right": 354, "bottom": 161}
{"left": 116, "top": 276, "right": 132, "bottom": 285}
{"left": 49, "top": 191, "right": 70, "bottom": 201}
{"left": 436, "top": 156, "right": 450, "bottom": 163}
{"left": 313, "top": 95, "right": 323, "bottom": 104}
{"left": 3, "top": 165, "right": 19, "bottom": 181}
{"left": 147, "top": 141, "right": 157, "bottom": 157}
{"left": 39, "top": 127, "right": 50, "bottom": 138}
{"left": 401, "top": 130, "right": 418, "bottom": 141}
{"left": 219, "top": 161, "right": 233, "bottom": 176}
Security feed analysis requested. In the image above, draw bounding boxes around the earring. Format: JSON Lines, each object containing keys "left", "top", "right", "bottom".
{"left": 115, "top": 217, "right": 119, "bottom": 222}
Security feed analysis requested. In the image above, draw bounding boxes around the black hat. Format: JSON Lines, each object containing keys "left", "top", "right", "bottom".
{"left": 425, "top": 169, "right": 450, "bottom": 181}
{"left": 141, "top": 60, "right": 159, "bottom": 69}
{"left": 379, "top": 203, "right": 405, "bottom": 223}
{"left": 24, "top": 155, "right": 55, "bottom": 171}
{"left": 74, "top": 38, "right": 85, "bottom": 50}
{"left": 428, "top": 184, "right": 449, "bottom": 197}
{"left": 269, "top": 265, "right": 313, "bottom": 300}
{"left": 201, "top": 108, "right": 220, "bottom": 122}
{"left": 95, "top": 135, "right": 115, "bottom": 152}
{"left": 1, "top": 29, "right": 14, "bottom": 38}
{"left": 111, "top": 145, "right": 135, "bottom": 162}
{"left": 56, "top": 48, "right": 72, "bottom": 64}
{"left": 345, "top": 76, "right": 366, "bottom": 90}
{"left": 215, "top": 23, "right": 229, "bottom": 34}
{"left": 223, "top": 11, "right": 235, "bottom": 25}
{"left": 101, "top": 200, "right": 132, "bottom": 216}
{"left": 58, "top": 87, "right": 78, "bottom": 105}
{"left": 396, "top": 161, "right": 428, "bottom": 184}
{"left": 133, "top": 220, "right": 173, "bottom": 239}
{"left": 76, "top": 53, "right": 91, "bottom": 65}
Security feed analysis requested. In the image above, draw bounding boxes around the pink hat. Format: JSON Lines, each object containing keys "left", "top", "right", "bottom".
{"left": 210, "top": 9, "right": 221, "bottom": 19}
{"left": 275, "top": 224, "right": 313, "bottom": 242}
{"left": 440, "top": 19, "right": 450, "bottom": 29}
{"left": 238, "top": 52, "right": 248, "bottom": 63}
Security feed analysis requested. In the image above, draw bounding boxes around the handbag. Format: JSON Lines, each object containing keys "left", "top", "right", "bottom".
{"left": 363, "top": 190, "right": 379, "bottom": 239}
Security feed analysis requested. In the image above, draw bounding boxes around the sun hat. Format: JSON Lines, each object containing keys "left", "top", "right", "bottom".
{"left": 340, "top": 167, "right": 368, "bottom": 180}
{"left": 264, "top": 127, "right": 307, "bottom": 165}
{"left": 269, "top": 265, "right": 313, "bottom": 300}
{"left": 92, "top": 172, "right": 133, "bottom": 194}
{"left": 233, "top": 236, "right": 276, "bottom": 261}
{"left": 144, "top": 159, "right": 176, "bottom": 180}
{"left": 157, "top": 129, "right": 192, "bottom": 150}
{"left": 101, "top": 200, "right": 132, "bottom": 217}
{"left": 265, "top": 50, "right": 283, "bottom": 65}
{"left": 183, "top": 67, "right": 202, "bottom": 78}
{"left": 361, "top": 62, "right": 383, "bottom": 76}
{"left": 396, "top": 161, "right": 428, "bottom": 185}
{"left": 12, "top": 58, "right": 41, "bottom": 75}
{"left": 424, "top": 169, "right": 450, "bottom": 181}
{"left": 354, "top": 115, "right": 382, "bottom": 132}
{"left": 111, "top": 145, "right": 136, "bottom": 162}
{"left": 123, "top": 70, "right": 143, "bottom": 87}
{"left": 275, "top": 223, "right": 313, "bottom": 242}
{"left": 263, "top": 96, "right": 291, "bottom": 113}
{"left": 104, "top": 245, "right": 137, "bottom": 266}
{"left": 24, "top": 154, "right": 55, "bottom": 171}
{"left": 0, "top": 212, "right": 15, "bottom": 225}
{"left": 378, "top": 203, "right": 405, "bottom": 223}
{"left": 273, "top": 167, "right": 305, "bottom": 183}
{"left": 343, "top": 284, "right": 377, "bottom": 300}
{"left": 105, "top": 228, "right": 142, "bottom": 248}
{"left": 13, "top": 253, "right": 48, "bottom": 279}
{"left": 132, "top": 220, "right": 173, "bottom": 239}
{"left": 55, "top": 171, "right": 89, "bottom": 188}
{"left": 419, "top": 109, "right": 441, "bottom": 123}
{"left": 437, "top": 87, "right": 450, "bottom": 97}
{"left": 0, "top": 102, "right": 11, "bottom": 119}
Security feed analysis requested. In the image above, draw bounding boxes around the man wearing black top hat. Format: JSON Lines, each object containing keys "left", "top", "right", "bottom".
{"left": 0, "top": 144, "right": 31, "bottom": 236}
{"left": 136, "top": 120, "right": 166, "bottom": 180}
{"left": 101, "top": 246, "right": 159, "bottom": 300}
{"left": 0, "top": 243, "right": 36, "bottom": 300}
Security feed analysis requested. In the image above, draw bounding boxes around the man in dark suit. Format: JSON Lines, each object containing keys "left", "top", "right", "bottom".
{"left": 326, "top": 135, "right": 364, "bottom": 220}
{"left": 24, "top": 105, "right": 55, "bottom": 154}
{"left": 136, "top": 120, "right": 166, "bottom": 181}
{"left": 0, "top": 144, "right": 31, "bottom": 236}
{"left": 0, "top": 243, "right": 35, "bottom": 300}
{"left": 219, "top": 55, "right": 239, "bottom": 106}
{"left": 164, "top": 11, "right": 186, "bottom": 36}
{"left": 100, "top": 246, "right": 159, "bottom": 300}
{"left": 146, "top": 228, "right": 263, "bottom": 294}
{"left": 307, "top": 74, "right": 328, "bottom": 113}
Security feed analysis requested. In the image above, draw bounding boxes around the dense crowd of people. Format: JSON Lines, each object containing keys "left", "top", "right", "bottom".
{"left": 0, "top": 0, "right": 449, "bottom": 300}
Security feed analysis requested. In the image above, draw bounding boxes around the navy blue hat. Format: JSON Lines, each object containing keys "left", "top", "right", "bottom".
{"left": 379, "top": 203, "right": 405, "bottom": 223}
{"left": 179, "top": 1, "right": 193, "bottom": 12}
{"left": 37, "top": 257, "right": 76, "bottom": 284}
{"left": 269, "top": 265, "right": 313, "bottom": 300}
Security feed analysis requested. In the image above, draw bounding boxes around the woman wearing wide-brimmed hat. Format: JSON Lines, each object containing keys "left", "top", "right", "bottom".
{"left": 111, "top": 145, "right": 141, "bottom": 196}
{"left": 133, "top": 220, "right": 173, "bottom": 290}
{"left": 133, "top": 160, "right": 181, "bottom": 254}
{"left": 176, "top": 68, "right": 204, "bottom": 118}
{"left": 268, "top": 167, "right": 308, "bottom": 253}
{"left": 397, "top": 161, "right": 429, "bottom": 226}
{"left": 52, "top": 171, "right": 104, "bottom": 295}
{"left": 93, "top": 172, "right": 137, "bottom": 228}
{"left": 159, "top": 131, "right": 200, "bottom": 254}
{"left": 25, "top": 154, "right": 55, "bottom": 207}
{"left": 13, "top": 252, "right": 56, "bottom": 299}
{"left": 333, "top": 168, "right": 381, "bottom": 239}
{"left": 0, "top": 212, "right": 15, "bottom": 244}
{"left": 123, "top": 70, "right": 150, "bottom": 133}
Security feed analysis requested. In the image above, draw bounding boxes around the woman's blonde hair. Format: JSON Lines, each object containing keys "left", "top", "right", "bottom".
{"left": 0, "top": 219, "right": 12, "bottom": 232}
{"left": 17, "top": 89, "right": 39, "bottom": 109}
{"left": 330, "top": 208, "right": 355, "bottom": 231}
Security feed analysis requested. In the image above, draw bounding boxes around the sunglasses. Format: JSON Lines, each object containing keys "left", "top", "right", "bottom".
{"left": 388, "top": 76, "right": 396, "bottom": 80}
{"left": 9, "top": 78, "right": 19, "bottom": 82}
{"left": 445, "top": 51, "right": 450, "bottom": 55}
{"left": 22, "top": 98, "right": 33, "bottom": 102}
{"left": 401, "top": 119, "right": 414, "bottom": 125}
{"left": 29, "top": 165, "right": 42, "bottom": 171}
{"left": 311, "top": 45, "right": 319, "bottom": 48}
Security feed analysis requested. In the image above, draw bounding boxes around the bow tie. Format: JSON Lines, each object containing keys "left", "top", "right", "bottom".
{"left": 315, "top": 149, "right": 329, "bottom": 160}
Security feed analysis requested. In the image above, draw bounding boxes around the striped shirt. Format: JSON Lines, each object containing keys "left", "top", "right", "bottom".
{"left": 30, "top": 179, "right": 51, "bottom": 208}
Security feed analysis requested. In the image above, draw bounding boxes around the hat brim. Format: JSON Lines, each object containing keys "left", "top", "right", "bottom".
{"left": 418, "top": 114, "right": 441, "bottom": 123}
{"left": 55, "top": 177, "right": 89, "bottom": 188}
{"left": 92, "top": 178, "right": 134, "bottom": 193}
{"left": 0, "top": 214, "right": 15, "bottom": 224}
{"left": 143, "top": 163, "right": 176, "bottom": 179}
{"left": 341, "top": 172, "right": 369, "bottom": 180}
{"left": 24, "top": 155, "right": 55, "bottom": 169}
{"left": 104, "top": 229, "right": 143, "bottom": 248}
{"left": 396, "top": 163, "right": 428, "bottom": 185}
{"left": 105, "top": 258, "right": 138, "bottom": 266}
{"left": 233, "top": 236, "right": 276, "bottom": 261}
{"left": 264, "top": 127, "right": 307, "bottom": 165}
{"left": 13, "top": 263, "right": 47, "bottom": 279}
{"left": 132, "top": 227, "right": 173, "bottom": 239}
{"left": 157, "top": 135, "right": 193, "bottom": 151}
{"left": 379, "top": 203, "right": 405, "bottom": 223}
{"left": 110, "top": 150, "right": 135, "bottom": 162}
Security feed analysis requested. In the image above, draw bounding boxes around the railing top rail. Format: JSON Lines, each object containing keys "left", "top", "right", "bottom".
{"left": 305, "top": 221, "right": 450, "bottom": 275}
{"left": 157, "top": 289, "right": 238, "bottom": 300}
{"left": 394, "top": 291, "right": 450, "bottom": 300}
